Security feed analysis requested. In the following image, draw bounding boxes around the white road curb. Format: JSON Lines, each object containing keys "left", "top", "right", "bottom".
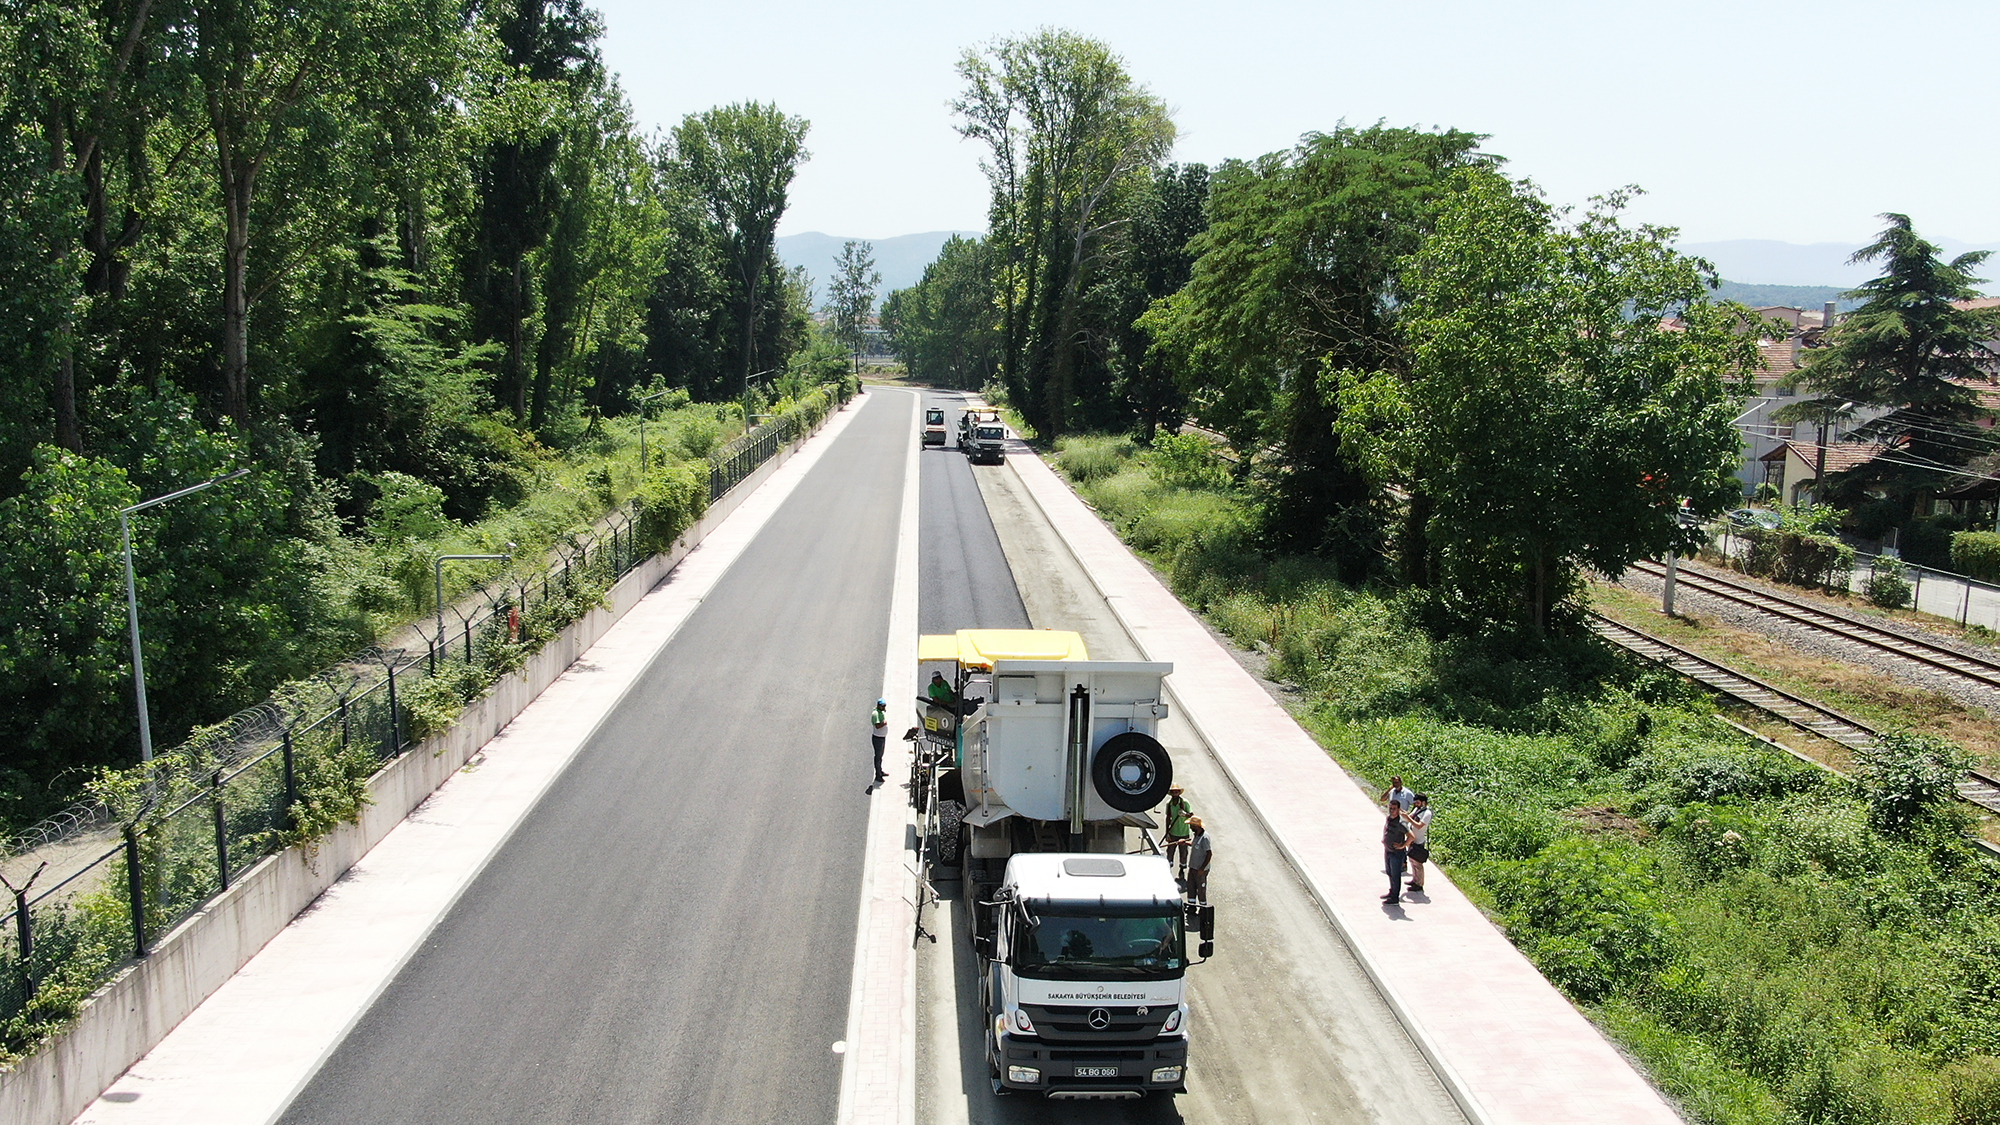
{"left": 836, "top": 389, "right": 920, "bottom": 1125}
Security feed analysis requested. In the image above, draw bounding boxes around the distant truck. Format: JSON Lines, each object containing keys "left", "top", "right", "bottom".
{"left": 912, "top": 629, "right": 1211, "bottom": 1100}
{"left": 958, "top": 409, "right": 1006, "bottom": 464}
{"left": 923, "top": 407, "right": 948, "bottom": 447}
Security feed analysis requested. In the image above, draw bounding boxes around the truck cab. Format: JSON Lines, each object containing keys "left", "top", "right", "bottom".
{"left": 987, "top": 854, "right": 1199, "bottom": 1098}
{"left": 957, "top": 410, "right": 1006, "bottom": 464}
{"left": 966, "top": 423, "right": 1007, "bottom": 465}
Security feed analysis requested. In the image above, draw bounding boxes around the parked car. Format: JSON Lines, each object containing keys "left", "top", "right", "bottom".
{"left": 1726, "top": 508, "right": 1783, "bottom": 530}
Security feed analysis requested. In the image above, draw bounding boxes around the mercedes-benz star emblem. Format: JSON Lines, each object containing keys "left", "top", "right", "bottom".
{"left": 1087, "top": 1007, "right": 1112, "bottom": 1030}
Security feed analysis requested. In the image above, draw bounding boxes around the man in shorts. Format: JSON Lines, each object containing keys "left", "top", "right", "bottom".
{"left": 1406, "top": 794, "right": 1433, "bottom": 894}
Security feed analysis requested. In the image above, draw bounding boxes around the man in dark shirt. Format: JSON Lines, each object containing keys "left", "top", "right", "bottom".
{"left": 1382, "top": 799, "right": 1411, "bottom": 904}
{"left": 1185, "top": 817, "right": 1212, "bottom": 906}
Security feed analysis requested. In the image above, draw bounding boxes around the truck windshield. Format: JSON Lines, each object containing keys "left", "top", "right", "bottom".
{"left": 1013, "top": 906, "right": 1185, "bottom": 980}
{"left": 977, "top": 427, "right": 1005, "bottom": 440}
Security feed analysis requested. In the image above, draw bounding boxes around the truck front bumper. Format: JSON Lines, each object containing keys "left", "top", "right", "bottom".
{"left": 995, "top": 1031, "right": 1188, "bottom": 1098}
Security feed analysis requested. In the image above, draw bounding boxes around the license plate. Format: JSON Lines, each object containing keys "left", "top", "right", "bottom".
{"left": 1074, "top": 1066, "right": 1119, "bottom": 1078}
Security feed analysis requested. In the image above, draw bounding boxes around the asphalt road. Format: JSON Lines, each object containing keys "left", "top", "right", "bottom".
{"left": 279, "top": 390, "right": 911, "bottom": 1125}
{"left": 919, "top": 392, "right": 1030, "bottom": 637}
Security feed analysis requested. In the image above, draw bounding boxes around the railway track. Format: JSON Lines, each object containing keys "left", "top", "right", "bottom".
{"left": 1629, "top": 559, "right": 2000, "bottom": 692}
{"left": 1587, "top": 613, "right": 2000, "bottom": 817}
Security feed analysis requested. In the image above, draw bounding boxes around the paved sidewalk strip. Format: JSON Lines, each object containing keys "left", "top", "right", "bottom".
{"left": 837, "top": 389, "right": 919, "bottom": 1125}
{"left": 1005, "top": 441, "right": 1683, "bottom": 1125}
{"left": 72, "top": 400, "right": 868, "bottom": 1125}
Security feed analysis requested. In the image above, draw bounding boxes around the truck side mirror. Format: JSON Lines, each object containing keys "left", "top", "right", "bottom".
{"left": 1199, "top": 905, "right": 1215, "bottom": 942}
{"left": 1198, "top": 941, "right": 1214, "bottom": 959}
{"left": 972, "top": 934, "right": 993, "bottom": 959}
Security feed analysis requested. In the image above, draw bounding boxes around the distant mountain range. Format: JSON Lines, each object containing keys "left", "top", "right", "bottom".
{"left": 1683, "top": 238, "right": 2000, "bottom": 289}
{"left": 775, "top": 230, "right": 979, "bottom": 304}
{"left": 1710, "top": 281, "right": 1859, "bottom": 311}
{"left": 775, "top": 231, "right": 2000, "bottom": 311}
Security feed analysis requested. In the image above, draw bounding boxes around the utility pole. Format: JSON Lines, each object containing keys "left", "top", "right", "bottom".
{"left": 120, "top": 469, "right": 250, "bottom": 761}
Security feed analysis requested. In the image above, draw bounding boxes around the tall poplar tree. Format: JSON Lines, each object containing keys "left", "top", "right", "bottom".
{"left": 667, "top": 102, "right": 809, "bottom": 398}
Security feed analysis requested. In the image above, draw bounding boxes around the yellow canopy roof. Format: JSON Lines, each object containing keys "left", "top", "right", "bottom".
{"left": 918, "top": 629, "right": 1089, "bottom": 669}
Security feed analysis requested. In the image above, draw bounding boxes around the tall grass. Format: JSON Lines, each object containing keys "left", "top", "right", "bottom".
{"left": 1050, "top": 430, "right": 2000, "bottom": 1125}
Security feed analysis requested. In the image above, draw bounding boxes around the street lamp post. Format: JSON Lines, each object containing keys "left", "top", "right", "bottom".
{"left": 434, "top": 555, "right": 512, "bottom": 654}
{"left": 120, "top": 468, "right": 249, "bottom": 762}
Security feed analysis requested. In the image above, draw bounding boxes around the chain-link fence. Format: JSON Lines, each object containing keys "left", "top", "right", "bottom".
{"left": 0, "top": 381, "right": 852, "bottom": 1051}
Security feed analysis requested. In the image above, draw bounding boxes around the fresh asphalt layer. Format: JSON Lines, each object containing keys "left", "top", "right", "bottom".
{"left": 919, "top": 392, "right": 1030, "bottom": 637}
{"left": 278, "top": 391, "right": 910, "bottom": 1125}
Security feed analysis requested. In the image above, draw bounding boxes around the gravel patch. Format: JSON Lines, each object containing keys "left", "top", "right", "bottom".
{"left": 1615, "top": 567, "right": 2000, "bottom": 717}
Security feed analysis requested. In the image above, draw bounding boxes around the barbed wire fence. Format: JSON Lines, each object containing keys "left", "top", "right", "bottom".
{"left": 0, "top": 382, "right": 851, "bottom": 1048}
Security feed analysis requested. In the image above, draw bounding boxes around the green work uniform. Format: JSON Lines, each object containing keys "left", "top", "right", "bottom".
{"left": 1165, "top": 795, "right": 1192, "bottom": 839}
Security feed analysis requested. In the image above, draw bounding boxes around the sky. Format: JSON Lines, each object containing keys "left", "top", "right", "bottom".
{"left": 593, "top": 0, "right": 2000, "bottom": 255}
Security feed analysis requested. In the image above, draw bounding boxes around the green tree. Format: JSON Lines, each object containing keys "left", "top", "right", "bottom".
{"left": 880, "top": 235, "right": 1001, "bottom": 390}
{"left": 1339, "top": 177, "right": 1756, "bottom": 632}
{"left": 824, "top": 239, "right": 880, "bottom": 366}
{"left": 1105, "top": 162, "right": 1207, "bottom": 440}
{"left": 955, "top": 30, "right": 1173, "bottom": 437}
{"left": 666, "top": 102, "right": 809, "bottom": 398}
{"left": 1781, "top": 214, "right": 2000, "bottom": 510}
{"left": 1143, "top": 125, "right": 1488, "bottom": 577}
{"left": 465, "top": 0, "right": 603, "bottom": 424}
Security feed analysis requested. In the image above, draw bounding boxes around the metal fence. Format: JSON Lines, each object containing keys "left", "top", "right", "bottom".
{"left": 0, "top": 386, "right": 848, "bottom": 1031}
{"left": 1855, "top": 553, "right": 2000, "bottom": 630}
{"left": 1706, "top": 520, "right": 2000, "bottom": 630}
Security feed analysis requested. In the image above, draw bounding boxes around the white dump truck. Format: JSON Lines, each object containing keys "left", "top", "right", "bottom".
{"left": 911, "top": 629, "right": 1213, "bottom": 1100}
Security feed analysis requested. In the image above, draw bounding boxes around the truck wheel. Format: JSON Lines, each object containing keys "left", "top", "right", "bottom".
{"left": 937, "top": 799, "right": 967, "bottom": 864}
{"left": 1091, "top": 732, "right": 1173, "bottom": 813}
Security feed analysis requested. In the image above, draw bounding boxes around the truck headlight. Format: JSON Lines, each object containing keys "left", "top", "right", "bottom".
{"left": 1151, "top": 1066, "right": 1183, "bottom": 1084}
{"left": 1010, "top": 1009, "right": 1035, "bottom": 1034}
{"left": 1161, "top": 1008, "right": 1184, "bottom": 1033}
{"left": 1008, "top": 1066, "right": 1042, "bottom": 1084}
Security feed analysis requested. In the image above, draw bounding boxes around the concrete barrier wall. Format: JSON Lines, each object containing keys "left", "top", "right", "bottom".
{"left": 0, "top": 407, "right": 836, "bottom": 1125}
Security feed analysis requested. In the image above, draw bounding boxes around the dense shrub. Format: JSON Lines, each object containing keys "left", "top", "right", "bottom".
{"left": 1740, "top": 528, "right": 1854, "bottom": 589}
{"left": 1490, "top": 838, "right": 1678, "bottom": 1002}
{"left": 1146, "top": 431, "right": 1229, "bottom": 490}
{"left": 1866, "top": 556, "right": 1913, "bottom": 607}
{"left": 1661, "top": 803, "right": 1761, "bottom": 882}
{"left": 1630, "top": 742, "right": 1821, "bottom": 807}
{"left": 1852, "top": 731, "right": 1973, "bottom": 839}
{"left": 1946, "top": 1056, "right": 2000, "bottom": 1125}
{"left": 1952, "top": 531, "right": 2000, "bottom": 584}
{"left": 633, "top": 459, "right": 708, "bottom": 554}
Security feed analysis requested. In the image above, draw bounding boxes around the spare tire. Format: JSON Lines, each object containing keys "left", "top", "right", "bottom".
{"left": 1091, "top": 732, "right": 1173, "bottom": 813}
